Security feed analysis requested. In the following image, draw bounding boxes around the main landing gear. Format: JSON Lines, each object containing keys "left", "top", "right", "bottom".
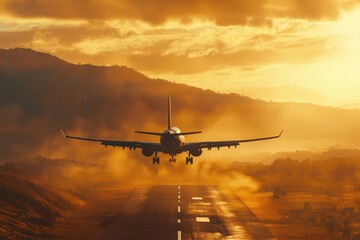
{"left": 152, "top": 152, "right": 160, "bottom": 164}
{"left": 169, "top": 155, "right": 176, "bottom": 163}
{"left": 186, "top": 152, "right": 193, "bottom": 165}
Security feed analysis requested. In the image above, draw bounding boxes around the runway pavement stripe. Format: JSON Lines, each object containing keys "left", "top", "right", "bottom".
{"left": 177, "top": 231, "right": 181, "bottom": 240}
{"left": 177, "top": 219, "right": 181, "bottom": 223}
{"left": 195, "top": 217, "right": 210, "bottom": 223}
{"left": 192, "top": 197, "right": 203, "bottom": 200}
{"left": 178, "top": 206, "right": 181, "bottom": 212}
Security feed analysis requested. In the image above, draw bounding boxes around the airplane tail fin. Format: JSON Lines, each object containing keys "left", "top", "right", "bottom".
{"left": 168, "top": 96, "right": 171, "bottom": 130}
{"left": 135, "top": 97, "right": 202, "bottom": 136}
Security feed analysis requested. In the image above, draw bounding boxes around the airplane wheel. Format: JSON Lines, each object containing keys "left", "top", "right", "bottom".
{"left": 153, "top": 157, "right": 160, "bottom": 164}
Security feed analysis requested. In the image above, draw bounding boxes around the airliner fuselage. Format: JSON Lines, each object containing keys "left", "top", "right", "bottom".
{"left": 160, "top": 127, "right": 185, "bottom": 154}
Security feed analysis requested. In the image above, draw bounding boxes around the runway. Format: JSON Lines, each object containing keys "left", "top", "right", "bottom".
{"left": 49, "top": 185, "right": 276, "bottom": 240}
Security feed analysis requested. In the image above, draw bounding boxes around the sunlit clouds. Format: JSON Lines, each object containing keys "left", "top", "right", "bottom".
{"left": 0, "top": 0, "right": 360, "bottom": 106}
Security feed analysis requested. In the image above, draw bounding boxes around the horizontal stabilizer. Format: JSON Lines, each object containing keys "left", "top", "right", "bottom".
{"left": 135, "top": 131, "right": 164, "bottom": 136}
{"left": 176, "top": 131, "right": 202, "bottom": 136}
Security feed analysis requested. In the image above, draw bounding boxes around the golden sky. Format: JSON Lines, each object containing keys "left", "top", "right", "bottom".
{"left": 1, "top": 0, "right": 360, "bottom": 107}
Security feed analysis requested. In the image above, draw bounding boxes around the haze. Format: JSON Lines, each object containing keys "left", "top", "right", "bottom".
{"left": 1, "top": 0, "right": 360, "bottom": 107}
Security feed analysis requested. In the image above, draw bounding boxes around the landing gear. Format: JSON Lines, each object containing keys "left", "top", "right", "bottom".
{"left": 152, "top": 157, "right": 160, "bottom": 164}
{"left": 152, "top": 152, "right": 160, "bottom": 164}
{"left": 169, "top": 155, "right": 176, "bottom": 163}
{"left": 186, "top": 152, "right": 193, "bottom": 165}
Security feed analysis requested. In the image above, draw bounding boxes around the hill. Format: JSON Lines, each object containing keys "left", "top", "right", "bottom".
{"left": 0, "top": 170, "right": 84, "bottom": 239}
{"left": 0, "top": 48, "right": 359, "bottom": 162}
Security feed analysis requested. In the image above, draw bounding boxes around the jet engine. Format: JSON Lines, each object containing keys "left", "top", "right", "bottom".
{"left": 142, "top": 148, "right": 154, "bottom": 157}
{"left": 190, "top": 149, "right": 202, "bottom": 157}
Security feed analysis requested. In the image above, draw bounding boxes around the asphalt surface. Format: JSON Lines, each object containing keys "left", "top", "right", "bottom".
{"left": 49, "top": 185, "right": 276, "bottom": 240}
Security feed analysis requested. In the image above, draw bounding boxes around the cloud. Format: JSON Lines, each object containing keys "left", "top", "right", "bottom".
{"left": 0, "top": 0, "right": 270, "bottom": 26}
{"left": 1, "top": 0, "right": 359, "bottom": 25}
{"left": 0, "top": 3, "right": 356, "bottom": 78}
{"left": 0, "top": 12, "right": 339, "bottom": 76}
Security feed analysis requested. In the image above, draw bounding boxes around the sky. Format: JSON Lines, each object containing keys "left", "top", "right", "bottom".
{"left": 1, "top": 0, "right": 360, "bottom": 107}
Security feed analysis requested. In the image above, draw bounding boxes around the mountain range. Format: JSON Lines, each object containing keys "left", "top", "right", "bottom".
{"left": 1, "top": 48, "right": 359, "bottom": 162}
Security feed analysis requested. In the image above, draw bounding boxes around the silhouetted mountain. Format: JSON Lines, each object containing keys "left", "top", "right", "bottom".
{"left": 0, "top": 48, "right": 67, "bottom": 68}
{"left": 0, "top": 48, "right": 359, "bottom": 162}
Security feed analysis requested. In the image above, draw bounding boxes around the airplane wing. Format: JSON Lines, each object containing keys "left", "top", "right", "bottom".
{"left": 182, "top": 131, "right": 283, "bottom": 151}
{"left": 61, "top": 130, "right": 162, "bottom": 151}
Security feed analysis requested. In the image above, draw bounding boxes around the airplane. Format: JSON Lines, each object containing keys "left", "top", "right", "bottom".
{"left": 61, "top": 97, "right": 282, "bottom": 165}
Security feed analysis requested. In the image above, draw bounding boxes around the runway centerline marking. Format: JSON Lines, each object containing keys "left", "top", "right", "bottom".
{"left": 178, "top": 186, "right": 180, "bottom": 190}
{"left": 177, "top": 231, "right": 181, "bottom": 240}
{"left": 196, "top": 217, "right": 210, "bottom": 223}
{"left": 178, "top": 206, "right": 181, "bottom": 213}
{"left": 178, "top": 195, "right": 180, "bottom": 199}
{"left": 177, "top": 219, "right": 181, "bottom": 223}
{"left": 192, "top": 197, "right": 203, "bottom": 200}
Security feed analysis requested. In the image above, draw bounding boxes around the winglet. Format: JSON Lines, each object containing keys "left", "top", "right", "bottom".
{"left": 60, "top": 129, "right": 66, "bottom": 138}
{"left": 278, "top": 130, "right": 283, "bottom": 137}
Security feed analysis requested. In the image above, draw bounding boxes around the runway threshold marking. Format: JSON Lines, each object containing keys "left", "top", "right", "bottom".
{"left": 196, "top": 217, "right": 210, "bottom": 223}
{"left": 177, "top": 231, "right": 181, "bottom": 240}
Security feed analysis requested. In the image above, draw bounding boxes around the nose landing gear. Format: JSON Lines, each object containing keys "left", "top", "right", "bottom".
{"left": 169, "top": 155, "right": 176, "bottom": 163}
